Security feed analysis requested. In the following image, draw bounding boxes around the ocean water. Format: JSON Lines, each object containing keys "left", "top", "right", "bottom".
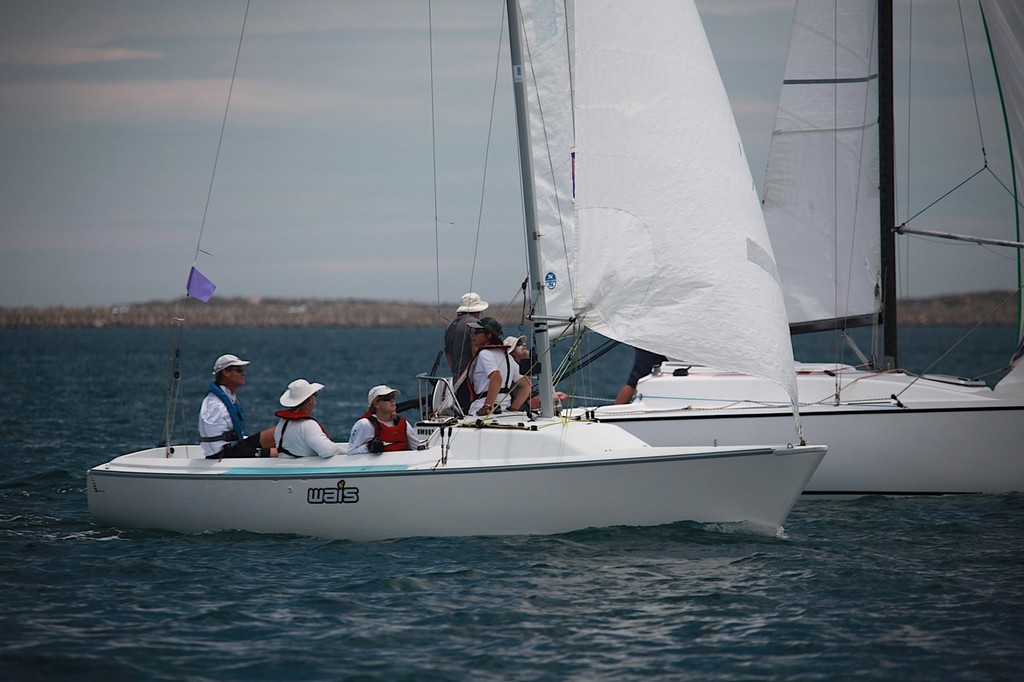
{"left": 1, "top": 325, "right": 1022, "bottom": 680}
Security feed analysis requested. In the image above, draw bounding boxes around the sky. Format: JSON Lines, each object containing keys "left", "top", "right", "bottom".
{"left": 0, "top": 0, "right": 1019, "bottom": 308}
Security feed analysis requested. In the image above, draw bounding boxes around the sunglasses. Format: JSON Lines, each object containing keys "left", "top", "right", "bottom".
{"left": 377, "top": 395, "right": 396, "bottom": 402}
{"left": 228, "top": 367, "right": 246, "bottom": 374}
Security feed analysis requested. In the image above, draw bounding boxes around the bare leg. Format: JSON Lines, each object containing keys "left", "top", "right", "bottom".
{"left": 614, "top": 385, "right": 636, "bottom": 405}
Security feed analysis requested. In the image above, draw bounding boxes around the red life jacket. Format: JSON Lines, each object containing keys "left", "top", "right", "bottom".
{"left": 360, "top": 411, "right": 410, "bottom": 452}
{"left": 274, "top": 409, "right": 329, "bottom": 457}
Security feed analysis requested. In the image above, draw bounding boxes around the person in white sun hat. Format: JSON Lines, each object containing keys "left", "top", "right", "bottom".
{"left": 347, "top": 385, "right": 424, "bottom": 455}
{"left": 273, "top": 379, "right": 346, "bottom": 458}
{"left": 198, "top": 353, "right": 276, "bottom": 459}
{"left": 444, "top": 292, "right": 489, "bottom": 414}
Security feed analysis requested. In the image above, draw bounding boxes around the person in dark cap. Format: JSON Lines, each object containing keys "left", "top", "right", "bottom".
{"left": 467, "top": 317, "right": 530, "bottom": 416}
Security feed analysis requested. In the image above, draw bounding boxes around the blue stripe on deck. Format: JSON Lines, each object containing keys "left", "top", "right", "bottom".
{"left": 224, "top": 465, "right": 410, "bottom": 475}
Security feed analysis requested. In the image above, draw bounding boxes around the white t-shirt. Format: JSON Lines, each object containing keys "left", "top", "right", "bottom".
{"left": 198, "top": 387, "right": 238, "bottom": 457}
{"left": 274, "top": 417, "right": 346, "bottom": 458}
{"left": 469, "top": 347, "right": 523, "bottom": 415}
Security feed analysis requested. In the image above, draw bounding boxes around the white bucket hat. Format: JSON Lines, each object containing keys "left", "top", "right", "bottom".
{"left": 367, "top": 385, "right": 401, "bottom": 407}
{"left": 212, "top": 353, "right": 250, "bottom": 374}
{"left": 279, "top": 379, "right": 325, "bottom": 407}
{"left": 456, "top": 292, "right": 489, "bottom": 314}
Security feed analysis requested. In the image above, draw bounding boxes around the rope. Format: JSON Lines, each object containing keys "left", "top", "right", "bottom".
{"left": 428, "top": 0, "right": 441, "bottom": 332}
{"left": 161, "top": 1, "right": 250, "bottom": 450}
{"left": 468, "top": 3, "right": 509, "bottom": 291}
{"left": 193, "top": 0, "right": 249, "bottom": 268}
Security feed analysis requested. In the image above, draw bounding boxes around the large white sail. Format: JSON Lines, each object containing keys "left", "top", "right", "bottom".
{"left": 520, "top": 0, "right": 575, "bottom": 322}
{"left": 570, "top": 0, "right": 799, "bottom": 403}
{"left": 762, "top": 0, "right": 881, "bottom": 328}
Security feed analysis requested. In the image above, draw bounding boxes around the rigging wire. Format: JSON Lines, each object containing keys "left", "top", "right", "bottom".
{"left": 894, "top": 285, "right": 1024, "bottom": 397}
{"left": 898, "top": 0, "right": 914, "bottom": 310}
{"left": 958, "top": 0, "right": 988, "bottom": 164}
{"left": 161, "top": 0, "right": 250, "bottom": 451}
{"left": 831, "top": 0, "right": 845, "bottom": 385}
{"left": 468, "top": 2, "right": 511, "bottom": 292}
{"left": 429, "top": 0, "right": 442, "bottom": 333}
{"left": 429, "top": 2, "right": 506, "bottom": 339}
{"left": 193, "top": 0, "right": 250, "bottom": 267}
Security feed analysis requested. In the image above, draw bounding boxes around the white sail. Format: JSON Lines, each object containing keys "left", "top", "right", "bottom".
{"left": 520, "top": 0, "right": 575, "bottom": 322}
{"left": 81, "top": 0, "right": 833, "bottom": 543}
{"left": 762, "top": 0, "right": 881, "bottom": 328}
{"left": 570, "top": 0, "right": 799, "bottom": 403}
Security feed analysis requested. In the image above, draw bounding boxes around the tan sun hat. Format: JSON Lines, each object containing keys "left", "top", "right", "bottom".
{"left": 279, "top": 379, "right": 325, "bottom": 407}
{"left": 456, "top": 292, "right": 489, "bottom": 313}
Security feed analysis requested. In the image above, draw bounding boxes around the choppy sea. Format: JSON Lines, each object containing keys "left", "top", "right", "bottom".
{"left": 2, "top": 324, "right": 1022, "bottom": 680}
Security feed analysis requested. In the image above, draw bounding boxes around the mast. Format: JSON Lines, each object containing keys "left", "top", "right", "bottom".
{"left": 506, "top": 0, "right": 555, "bottom": 417}
{"left": 878, "top": 0, "right": 898, "bottom": 368}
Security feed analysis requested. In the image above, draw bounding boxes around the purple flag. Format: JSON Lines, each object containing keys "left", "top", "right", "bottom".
{"left": 186, "top": 266, "right": 216, "bottom": 302}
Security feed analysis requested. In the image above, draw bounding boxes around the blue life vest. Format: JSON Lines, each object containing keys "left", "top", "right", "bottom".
{"left": 207, "top": 381, "right": 246, "bottom": 442}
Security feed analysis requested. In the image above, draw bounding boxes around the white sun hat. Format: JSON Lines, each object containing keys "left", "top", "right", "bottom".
{"left": 212, "top": 353, "right": 250, "bottom": 374}
{"left": 456, "top": 292, "right": 489, "bottom": 313}
{"left": 367, "top": 385, "right": 401, "bottom": 407}
{"left": 279, "top": 379, "right": 325, "bottom": 407}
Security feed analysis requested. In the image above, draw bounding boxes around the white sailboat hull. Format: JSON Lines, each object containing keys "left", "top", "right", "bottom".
{"left": 592, "top": 363, "right": 1024, "bottom": 496}
{"left": 88, "top": 417, "right": 825, "bottom": 541}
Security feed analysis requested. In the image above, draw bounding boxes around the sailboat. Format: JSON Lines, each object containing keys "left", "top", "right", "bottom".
{"left": 582, "top": 0, "right": 1024, "bottom": 496}
{"left": 87, "top": 0, "right": 826, "bottom": 541}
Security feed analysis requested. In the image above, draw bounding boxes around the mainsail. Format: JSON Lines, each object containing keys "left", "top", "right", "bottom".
{"left": 762, "top": 0, "right": 881, "bottom": 330}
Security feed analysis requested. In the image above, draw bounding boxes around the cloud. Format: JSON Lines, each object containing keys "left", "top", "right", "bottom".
{"left": 0, "top": 76, "right": 430, "bottom": 129}
{"left": 0, "top": 45, "right": 162, "bottom": 67}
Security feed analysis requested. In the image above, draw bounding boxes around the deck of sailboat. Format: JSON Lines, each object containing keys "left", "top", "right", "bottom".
{"left": 589, "top": 362, "right": 1024, "bottom": 416}
{"left": 92, "top": 413, "right": 824, "bottom": 477}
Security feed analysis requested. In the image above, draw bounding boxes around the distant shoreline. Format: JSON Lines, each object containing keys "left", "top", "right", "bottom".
{"left": 0, "top": 291, "right": 1018, "bottom": 328}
